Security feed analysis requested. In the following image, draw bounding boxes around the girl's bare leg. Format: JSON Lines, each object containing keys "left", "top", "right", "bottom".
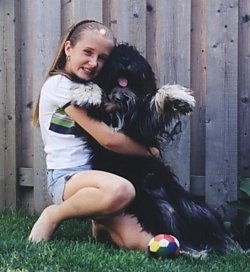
{"left": 92, "top": 220, "right": 114, "bottom": 244}
{"left": 92, "top": 214, "right": 153, "bottom": 250}
{"left": 28, "top": 170, "right": 135, "bottom": 243}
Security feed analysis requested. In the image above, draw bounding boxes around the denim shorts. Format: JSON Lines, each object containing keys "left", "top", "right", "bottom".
{"left": 47, "top": 164, "right": 92, "bottom": 204}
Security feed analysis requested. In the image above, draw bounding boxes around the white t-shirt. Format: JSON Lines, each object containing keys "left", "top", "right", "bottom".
{"left": 39, "top": 75, "right": 91, "bottom": 169}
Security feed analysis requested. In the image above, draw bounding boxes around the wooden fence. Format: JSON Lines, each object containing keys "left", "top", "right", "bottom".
{"left": 0, "top": 0, "right": 249, "bottom": 218}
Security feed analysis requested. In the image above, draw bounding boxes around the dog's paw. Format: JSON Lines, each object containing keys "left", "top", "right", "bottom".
{"left": 180, "top": 249, "right": 208, "bottom": 259}
{"left": 71, "top": 82, "right": 103, "bottom": 108}
{"left": 152, "top": 84, "right": 196, "bottom": 115}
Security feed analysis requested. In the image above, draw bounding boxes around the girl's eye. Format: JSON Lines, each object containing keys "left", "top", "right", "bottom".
{"left": 84, "top": 50, "right": 92, "bottom": 56}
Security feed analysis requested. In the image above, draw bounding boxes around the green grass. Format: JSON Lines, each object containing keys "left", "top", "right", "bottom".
{"left": 0, "top": 211, "right": 249, "bottom": 272}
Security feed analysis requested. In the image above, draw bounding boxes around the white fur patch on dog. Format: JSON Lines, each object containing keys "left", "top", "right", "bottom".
{"left": 152, "top": 84, "right": 196, "bottom": 113}
{"left": 71, "top": 82, "right": 103, "bottom": 107}
{"left": 180, "top": 249, "right": 208, "bottom": 259}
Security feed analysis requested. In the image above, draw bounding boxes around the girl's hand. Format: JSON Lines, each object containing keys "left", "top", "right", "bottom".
{"left": 149, "top": 147, "right": 160, "bottom": 158}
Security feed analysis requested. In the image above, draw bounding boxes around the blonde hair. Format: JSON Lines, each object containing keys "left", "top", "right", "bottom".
{"left": 33, "top": 19, "right": 115, "bottom": 126}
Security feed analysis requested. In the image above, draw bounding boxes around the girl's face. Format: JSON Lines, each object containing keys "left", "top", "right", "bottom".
{"left": 64, "top": 30, "right": 114, "bottom": 80}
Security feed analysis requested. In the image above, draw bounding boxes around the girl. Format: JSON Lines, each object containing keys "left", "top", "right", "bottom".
{"left": 29, "top": 20, "right": 157, "bottom": 243}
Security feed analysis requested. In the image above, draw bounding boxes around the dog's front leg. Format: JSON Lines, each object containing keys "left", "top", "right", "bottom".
{"left": 70, "top": 82, "right": 110, "bottom": 121}
{"left": 151, "top": 84, "right": 195, "bottom": 121}
{"left": 141, "top": 84, "right": 196, "bottom": 142}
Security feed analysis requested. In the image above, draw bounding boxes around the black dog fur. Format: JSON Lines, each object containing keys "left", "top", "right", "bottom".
{"left": 71, "top": 44, "right": 235, "bottom": 255}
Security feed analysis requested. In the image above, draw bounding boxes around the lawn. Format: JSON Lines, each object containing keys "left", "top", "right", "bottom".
{"left": 0, "top": 211, "right": 249, "bottom": 272}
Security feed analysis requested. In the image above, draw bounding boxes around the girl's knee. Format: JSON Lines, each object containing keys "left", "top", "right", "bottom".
{"left": 120, "top": 179, "right": 135, "bottom": 198}
{"left": 115, "top": 179, "right": 135, "bottom": 202}
{"left": 104, "top": 179, "right": 135, "bottom": 212}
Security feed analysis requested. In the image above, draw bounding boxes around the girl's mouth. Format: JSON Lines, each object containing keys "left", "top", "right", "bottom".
{"left": 82, "top": 67, "right": 96, "bottom": 77}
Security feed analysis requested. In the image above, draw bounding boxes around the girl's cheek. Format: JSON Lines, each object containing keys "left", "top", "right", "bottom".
{"left": 95, "top": 65, "right": 102, "bottom": 73}
{"left": 98, "top": 61, "right": 105, "bottom": 70}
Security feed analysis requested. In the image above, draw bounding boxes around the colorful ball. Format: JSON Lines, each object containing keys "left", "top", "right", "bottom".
{"left": 147, "top": 234, "right": 180, "bottom": 259}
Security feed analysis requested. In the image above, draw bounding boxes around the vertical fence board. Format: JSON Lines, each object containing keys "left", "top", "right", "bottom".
{"left": 146, "top": 0, "right": 157, "bottom": 74}
{"left": 103, "top": 0, "right": 114, "bottom": 29}
{"left": 20, "top": 0, "right": 45, "bottom": 210}
{"left": 155, "top": 0, "right": 191, "bottom": 190}
{"left": 61, "top": 0, "right": 104, "bottom": 39}
{"left": 205, "top": 0, "right": 238, "bottom": 216}
{"left": 190, "top": 0, "right": 206, "bottom": 178}
{"left": 73, "top": 0, "right": 103, "bottom": 22}
{"left": 0, "top": 0, "right": 21, "bottom": 209}
{"left": 238, "top": 0, "right": 250, "bottom": 177}
{"left": 0, "top": 2, "right": 5, "bottom": 208}
{"left": 20, "top": 0, "right": 37, "bottom": 169}
{"left": 29, "top": 0, "right": 61, "bottom": 212}
{"left": 61, "top": 0, "right": 73, "bottom": 33}
{"left": 116, "top": 0, "right": 147, "bottom": 54}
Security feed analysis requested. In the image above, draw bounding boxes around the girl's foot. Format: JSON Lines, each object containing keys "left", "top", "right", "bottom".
{"left": 28, "top": 205, "right": 59, "bottom": 243}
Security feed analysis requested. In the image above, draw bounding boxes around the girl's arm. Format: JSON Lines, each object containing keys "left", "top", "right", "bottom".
{"left": 65, "top": 104, "right": 159, "bottom": 157}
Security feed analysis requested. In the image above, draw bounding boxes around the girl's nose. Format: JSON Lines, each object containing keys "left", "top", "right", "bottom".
{"left": 89, "top": 56, "right": 98, "bottom": 67}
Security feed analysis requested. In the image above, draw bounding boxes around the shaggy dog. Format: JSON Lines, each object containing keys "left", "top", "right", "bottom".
{"left": 71, "top": 44, "right": 234, "bottom": 256}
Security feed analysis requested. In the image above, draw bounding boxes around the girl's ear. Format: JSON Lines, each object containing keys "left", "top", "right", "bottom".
{"left": 64, "top": 41, "right": 71, "bottom": 56}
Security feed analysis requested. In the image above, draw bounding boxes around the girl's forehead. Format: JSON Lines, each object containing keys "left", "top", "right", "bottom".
{"left": 84, "top": 29, "right": 112, "bottom": 40}
{"left": 77, "top": 30, "right": 114, "bottom": 52}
